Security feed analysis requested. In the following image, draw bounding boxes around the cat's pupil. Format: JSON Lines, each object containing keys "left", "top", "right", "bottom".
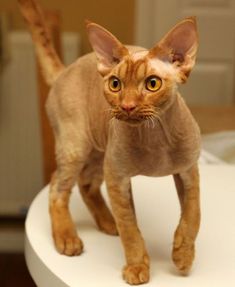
{"left": 150, "top": 79, "right": 156, "bottom": 87}
{"left": 113, "top": 79, "right": 119, "bottom": 88}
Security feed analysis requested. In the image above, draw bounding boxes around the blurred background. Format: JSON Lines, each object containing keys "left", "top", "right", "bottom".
{"left": 0, "top": 0, "right": 234, "bottom": 286}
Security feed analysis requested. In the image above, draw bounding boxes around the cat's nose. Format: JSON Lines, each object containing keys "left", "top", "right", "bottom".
{"left": 121, "top": 102, "right": 137, "bottom": 113}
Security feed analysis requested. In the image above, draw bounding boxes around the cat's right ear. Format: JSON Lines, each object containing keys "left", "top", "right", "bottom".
{"left": 86, "top": 21, "right": 129, "bottom": 76}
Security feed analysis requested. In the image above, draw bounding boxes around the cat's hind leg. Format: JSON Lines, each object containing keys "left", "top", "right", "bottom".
{"left": 49, "top": 137, "right": 91, "bottom": 256}
{"left": 78, "top": 150, "right": 118, "bottom": 235}
{"left": 172, "top": 163, "right": 200, "bottom": 274}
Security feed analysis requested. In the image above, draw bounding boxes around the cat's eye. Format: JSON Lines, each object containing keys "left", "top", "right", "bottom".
{"left": 109, "top": 76, "right": 121, "bottom": 92}
{"left": 145, "top": 76, "right": 162, "bottom": 92}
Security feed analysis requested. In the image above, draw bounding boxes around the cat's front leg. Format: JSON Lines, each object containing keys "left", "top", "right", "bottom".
{"left": 172, "top": 163, "right": 200, "bottom": 274}
{"left": 104, "top": 162, "right": 150, "bottom": 285}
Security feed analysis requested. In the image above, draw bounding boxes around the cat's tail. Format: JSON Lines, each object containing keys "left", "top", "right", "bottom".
{"left": 17, "top": 0, "right": 64, "bottom": 86}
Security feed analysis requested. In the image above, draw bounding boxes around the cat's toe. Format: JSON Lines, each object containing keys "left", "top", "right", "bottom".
{"left": 54, "top": 233, "right": 83, "bottom": 256}
{"left": 172, "top": 239, "right": 195, "bottom": 274}
{"left": 123, "top": 263, "right": 149, "bottom": 285}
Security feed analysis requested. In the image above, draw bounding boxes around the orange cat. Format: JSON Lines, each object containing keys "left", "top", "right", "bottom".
{"left": 18, "top": 0, "right": 201, "bottom": 284}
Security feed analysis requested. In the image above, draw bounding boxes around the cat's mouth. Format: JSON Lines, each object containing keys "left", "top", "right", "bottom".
{"left": 111, "top": 107, "right": 159, "bottom": 125}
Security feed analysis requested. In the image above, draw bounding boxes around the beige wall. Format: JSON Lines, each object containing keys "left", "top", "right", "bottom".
{"left": 0, "top": 0, "right": 135, "bottom": 54}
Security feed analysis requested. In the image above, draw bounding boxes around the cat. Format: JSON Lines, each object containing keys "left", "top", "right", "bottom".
{"left": 18, "top": 0, "right": 201, "bottom": 284}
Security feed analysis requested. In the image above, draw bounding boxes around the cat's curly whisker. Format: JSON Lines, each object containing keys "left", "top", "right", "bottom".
{"left": 149, "top": 116, "right": 156, "bottom": 129}
{"left": 145, "top": 119, "right": 150, "bottom": 129}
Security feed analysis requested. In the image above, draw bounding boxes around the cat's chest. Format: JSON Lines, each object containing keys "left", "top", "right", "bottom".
{"left": 129, "top": 145, "right": 193, "bottom": 176}
{"left": 125, "top": 142, "right": 181, "bottom": 176}
{"left": 111, "top": 126, "right": 200, "bottom": 177}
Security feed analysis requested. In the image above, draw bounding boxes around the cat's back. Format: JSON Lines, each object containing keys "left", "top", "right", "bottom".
{"left": 46, "top": 52, "right": 104, "bottom": 118}
{"left": 54, "top": 51, "right": 102, "bottom": 95}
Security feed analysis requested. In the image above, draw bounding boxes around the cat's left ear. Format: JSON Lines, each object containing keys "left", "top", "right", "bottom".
{"left": 149, "top": 17, "right": 198, "bottom": 83}
{"left": 86, "top": 21, "right": 129, "bottom": 76}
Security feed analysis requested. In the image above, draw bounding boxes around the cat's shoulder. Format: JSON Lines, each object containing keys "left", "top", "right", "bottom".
{"left": 68, "top": 52, "right": 98, "bottom": 71}
{"left": 53, "top": 52, "right": 99, "bottom": 85}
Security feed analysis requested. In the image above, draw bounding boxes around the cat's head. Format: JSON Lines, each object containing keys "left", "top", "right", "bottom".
{"left": 87, "top": 17, "right": 198, "bottom": 124}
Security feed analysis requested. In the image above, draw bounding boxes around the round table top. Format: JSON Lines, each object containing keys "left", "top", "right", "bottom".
{"left": 25, "top": 165, "right": 235, "bottom": 287}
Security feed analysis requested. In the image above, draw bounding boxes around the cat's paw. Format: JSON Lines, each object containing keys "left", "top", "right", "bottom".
{"left": 123, "top": 263, "right": 149, "bottom": 285}
{"left": 172, "top": 233, "right": 195, "bottom": 274}
{"left": 53, "top": 228, "right": 83, "bottom": 256}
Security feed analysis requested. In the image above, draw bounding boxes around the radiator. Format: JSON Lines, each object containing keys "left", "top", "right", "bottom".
{"left": 0, "top": 31, "right": 80, "bottom": 216}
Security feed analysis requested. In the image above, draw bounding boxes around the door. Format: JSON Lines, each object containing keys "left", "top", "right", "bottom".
{"left": 135, "top": 0, "right": 235, "bottom": 105}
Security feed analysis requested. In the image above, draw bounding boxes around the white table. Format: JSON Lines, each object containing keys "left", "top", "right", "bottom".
{"left": 25, "top": 165, "right": 235, "bottom": 287}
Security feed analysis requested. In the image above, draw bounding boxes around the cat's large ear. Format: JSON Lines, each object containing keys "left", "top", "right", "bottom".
{"left": 86, "top": 21, "right": 129, "bottom": 76}
{"left": 149, "top": 17, "right": 198, "bottom": 83}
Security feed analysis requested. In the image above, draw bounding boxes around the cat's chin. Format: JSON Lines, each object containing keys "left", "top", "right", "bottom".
{"left": 115, "top": 117, "right": 147, "bottom": 126}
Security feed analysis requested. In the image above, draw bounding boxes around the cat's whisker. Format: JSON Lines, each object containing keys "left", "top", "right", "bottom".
{"left": 140, "top": 109, "right": 155, "bottom": 114}
{"left": 140, "top": 110, "right": 162, "bottom": 129}
{"left": 151, "top": 109, "right": 162, "bottom": 121}
{"left": 145, "top": 119, "right": 150, "bottom": 129}
{"left": 149, "top": 116, "right": 156, "bottom": 129}
{"left": 155, "top": 112, "right": 162, "bottom": 123}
